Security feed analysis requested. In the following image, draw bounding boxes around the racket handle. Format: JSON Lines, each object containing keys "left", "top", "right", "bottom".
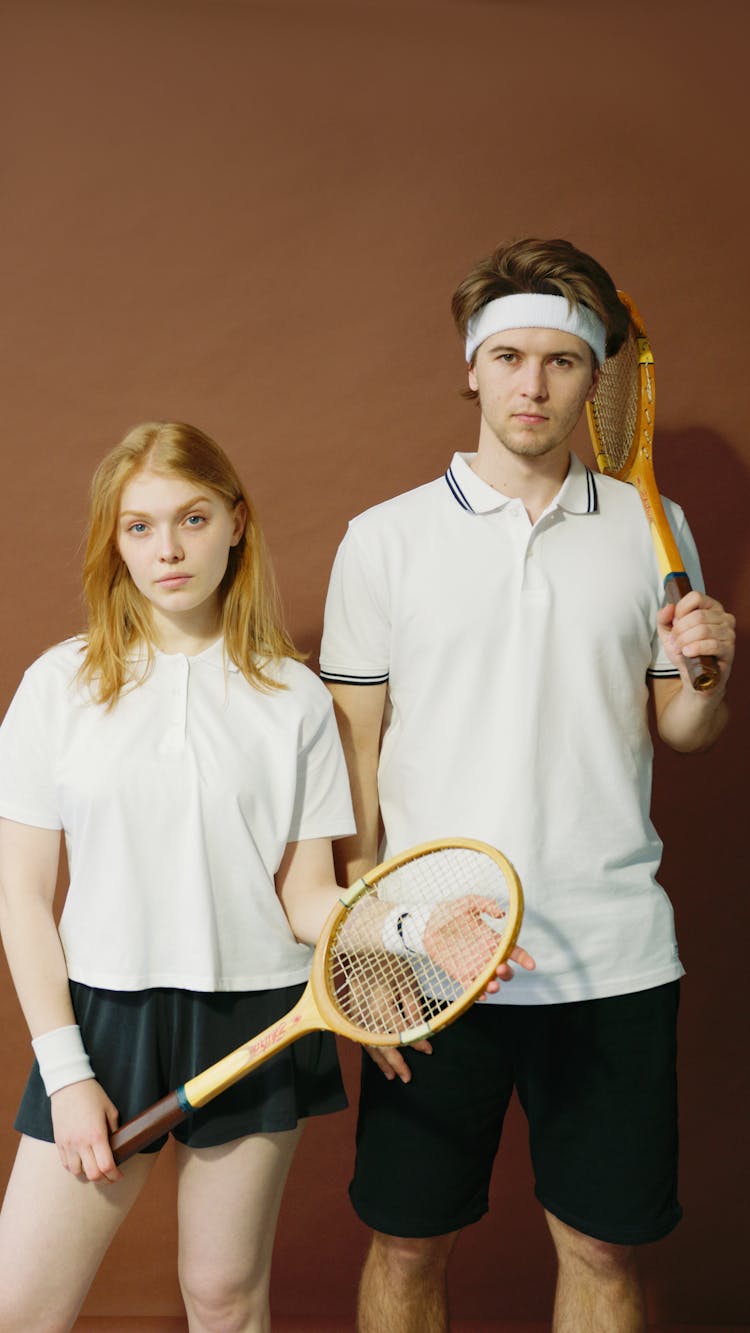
{"left": 664, "top": 574, "right": 720, "bottom": 692}
{"left": 110, "top": 1088, "right": 189, "bottom": 1165}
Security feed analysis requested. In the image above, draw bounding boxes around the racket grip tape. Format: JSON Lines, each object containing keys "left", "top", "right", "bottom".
{"left": 663, "top": 574, "right": 720, "bottom": 692}
{"left": 110, "top": 1086, "right": 191, "bottom": 1165}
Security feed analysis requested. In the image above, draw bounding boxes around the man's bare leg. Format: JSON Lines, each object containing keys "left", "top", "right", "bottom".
{"left": 357, "top": 1230, "right": 459, "bottom": 1333}
{"left": 546, "top": 1211, "right": 647, "bottom": 1333}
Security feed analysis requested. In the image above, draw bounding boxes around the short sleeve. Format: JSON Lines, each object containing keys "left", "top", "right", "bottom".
{"left": 0, "top": 666, "right": 63, "bottom": 829}
{"left": 319, "top": 523, "right": 391, "bottom": 684}
{"left": 287, "top": 685, "right": 355, "bottom": 843}
{"left": 647, "top": 501, "right": 706, "bottom": 677}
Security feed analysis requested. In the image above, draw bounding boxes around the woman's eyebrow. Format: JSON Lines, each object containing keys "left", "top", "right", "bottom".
{"left": 119, "top": 494, "right": 215, "bottom": 519}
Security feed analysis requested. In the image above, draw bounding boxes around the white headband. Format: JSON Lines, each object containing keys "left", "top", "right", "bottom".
{"left": 465, "top": 293, "right": 607, "bottom": 366}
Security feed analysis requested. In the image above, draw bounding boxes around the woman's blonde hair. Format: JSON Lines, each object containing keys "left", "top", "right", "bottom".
{"left": 78, "top": 421, "right": 301, "bottom": 706}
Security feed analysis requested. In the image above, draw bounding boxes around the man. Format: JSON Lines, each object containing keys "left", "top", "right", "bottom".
{"left": 320, "top": 238, "right": 735, "bottom": 1333}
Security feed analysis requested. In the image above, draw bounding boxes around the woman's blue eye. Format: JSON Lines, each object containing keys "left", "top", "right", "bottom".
{"left": 186, "top": 514, "right": 205, "bottom": 526}
{"left": 130, "top": 522, "right": 148, "bottom": 534}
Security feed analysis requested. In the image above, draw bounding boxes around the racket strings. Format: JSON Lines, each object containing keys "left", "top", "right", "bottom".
{"left": 588, "top": 325, "right": 640, "bottom": 475}
{"left": 326, "top": 847, "right": 510, "bottom": 1039}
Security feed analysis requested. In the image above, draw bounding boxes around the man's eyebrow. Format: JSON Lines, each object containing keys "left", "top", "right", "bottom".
{"left": 485, "top": 340, "right": 587, "bottom": 360}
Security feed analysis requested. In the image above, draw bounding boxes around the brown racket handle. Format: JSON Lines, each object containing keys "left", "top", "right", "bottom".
{"left": 664, "top": 574, "right": 720, "bottom": 692}
{"left": 111, "top": 1089, "right": 189, "bottom": 1165}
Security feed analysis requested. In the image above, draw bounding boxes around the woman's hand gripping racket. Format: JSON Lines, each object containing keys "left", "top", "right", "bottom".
{"left": 586, "top": 291, "right": 719, "bottom": 691}
{"left": 110, "top": 838, "right": 524, "bottom": 1163}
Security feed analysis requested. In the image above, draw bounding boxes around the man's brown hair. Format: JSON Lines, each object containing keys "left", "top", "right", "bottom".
{"left": 451, "top": 237, "right": 629, "bottom": 380}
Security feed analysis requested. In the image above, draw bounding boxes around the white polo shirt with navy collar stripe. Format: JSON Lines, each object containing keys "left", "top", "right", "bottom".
{"left": 321, "top": 451, "right": 703, "bottom": 1004}
{"left": 0, "top": 637, "right": 355, "bottom": 992}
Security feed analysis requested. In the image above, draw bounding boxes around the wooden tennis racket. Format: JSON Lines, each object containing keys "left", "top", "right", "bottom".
{"left": 586, "top": 291, "right": 719, "bottom": 691}
{"left": 110, "top": 837, "right": 523, "bottom": 1164}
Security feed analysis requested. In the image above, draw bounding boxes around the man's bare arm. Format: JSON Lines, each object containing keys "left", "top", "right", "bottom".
{"left": 651, "top": 590, "right": 734, "bottom": 752}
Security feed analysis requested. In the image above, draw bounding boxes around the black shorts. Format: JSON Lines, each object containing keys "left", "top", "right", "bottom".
{"left": 351, "top": 981, "right": 681, "bottom": 1245}
{"left": 16, "top": 981, "right": 347, "bottom": 1151}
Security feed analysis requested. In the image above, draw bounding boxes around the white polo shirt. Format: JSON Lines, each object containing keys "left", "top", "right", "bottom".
{"left": 321, "top": 451, "right": 703, "bottom": 1005}
{"left": 0, "top": 638, "right": 355, "bottom": 992}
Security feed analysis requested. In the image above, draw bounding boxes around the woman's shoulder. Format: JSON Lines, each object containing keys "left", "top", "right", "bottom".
{"left": 2, "top": 638, "right": 89, "bottom": 730}
{"left": 22, "top": 631, "right": 87, "bottom": 677}
{"left": 20, "top": 636, "right": 88, "bottom": 687}
{"left": 261, "top": 655, "right": 332, "bottom": 706}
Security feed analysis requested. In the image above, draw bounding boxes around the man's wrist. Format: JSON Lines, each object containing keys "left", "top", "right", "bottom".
{"left": 382, "top": 905, "right": 431, "bottom": 955}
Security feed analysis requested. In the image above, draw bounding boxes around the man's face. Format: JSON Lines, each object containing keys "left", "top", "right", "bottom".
{"left": 468, "top": 326, "right": 599, "bottom": 461}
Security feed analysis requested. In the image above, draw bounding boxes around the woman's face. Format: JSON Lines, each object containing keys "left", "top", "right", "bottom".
{"left": 117, "top": 469, "right": 246, "bottom": 634}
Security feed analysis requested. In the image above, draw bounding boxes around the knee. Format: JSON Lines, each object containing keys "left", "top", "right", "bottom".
{"left": 546, "top": 1213, "right": 637, "bottom": 1282}
{"left": 369, "top": 1229, "right": 457, "bottom": 1282}
{"left": 179, "top": 1258, "right": 268, "bottom": 1333}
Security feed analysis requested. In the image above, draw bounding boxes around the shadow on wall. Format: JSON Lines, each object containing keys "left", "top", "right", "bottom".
{"left": 643, "top": 427, "right": 749, "bottom": 1326}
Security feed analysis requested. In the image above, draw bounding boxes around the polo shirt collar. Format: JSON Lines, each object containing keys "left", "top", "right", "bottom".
{"left": 444, "top": 451, "right": 598, "bottom": 515}
{"left": 129, "top": 637, "right": 240, "bottom": 671}
{"left": 190, "top": 637, "right": 240, "bottom": 671}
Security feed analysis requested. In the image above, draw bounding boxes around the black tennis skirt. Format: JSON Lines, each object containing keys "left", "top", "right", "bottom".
{"left": 16, "top": 980, "right": 347, "bottom": 1151}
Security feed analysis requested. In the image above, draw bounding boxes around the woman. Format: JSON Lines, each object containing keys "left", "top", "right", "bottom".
{"left": 0, "top": 421, "right": 358, "bottom": 1332}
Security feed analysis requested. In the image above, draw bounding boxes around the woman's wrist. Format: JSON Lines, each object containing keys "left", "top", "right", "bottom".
{"left": 31, "top": 1024, "right": 95, "bottom": 1096}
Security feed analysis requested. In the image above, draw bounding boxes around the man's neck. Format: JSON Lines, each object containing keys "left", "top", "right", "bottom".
{"left": 471, "top": 435, "right": 571, "bottom": 525}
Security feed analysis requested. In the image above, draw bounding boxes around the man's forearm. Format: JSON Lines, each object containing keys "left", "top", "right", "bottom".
{"left": 655, "top": 679, "right": 729, "bottom": 753}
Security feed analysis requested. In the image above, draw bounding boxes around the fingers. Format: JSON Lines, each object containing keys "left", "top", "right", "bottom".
{"left": 58, "top": 1135, "right": 122, "bottom": 1183}
{"left": 409, "top": 1038, "right": 433, "bottom": 1055}
{"left": 366, "top": 1043, "right": 418, "bottom": 1084}
{"left": 509, "top": 944, "right": 536, "bottom": 971}
{"left": 660, "top": 592, "right": 735, "bottom": 675}
{"left": 51, "top": 1083, "right": 124, "bottom": 1184}
{"left": 399, "top": 984, "right": 426, "bottom": 1030}
{"left": 462, "top": 894, "right": 505, "bottom": 920}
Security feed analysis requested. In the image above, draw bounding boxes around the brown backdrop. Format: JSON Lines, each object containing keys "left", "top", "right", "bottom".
{"left": 1, "top": 0, "right": 748, "bottom": 1324}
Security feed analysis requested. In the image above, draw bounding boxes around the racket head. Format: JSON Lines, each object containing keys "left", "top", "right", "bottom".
{"left": 586, "top": 290, "right": 654, "bottom": 480}
{"left": 309, "top": 838, "right": 524, "bottom": 1048}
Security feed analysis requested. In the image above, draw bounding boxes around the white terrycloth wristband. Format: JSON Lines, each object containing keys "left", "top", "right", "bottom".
{"left": 382, "top": 905, "right": 432, "bottom": 956}
{"left": 31, "top": 1024, "right": 95, "bottom": 1096}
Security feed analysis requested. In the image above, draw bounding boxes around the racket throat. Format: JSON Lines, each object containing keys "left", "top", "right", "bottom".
{"left": 183, "top": 991, "right": 322, "bottom": 1109}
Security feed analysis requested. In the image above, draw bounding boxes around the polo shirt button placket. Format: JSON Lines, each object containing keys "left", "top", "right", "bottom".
{"left": 161, "top": 656, "right": 189, "bottom": 756}
{"left": 176, "top": 656, "right": 189, "bottom": 748}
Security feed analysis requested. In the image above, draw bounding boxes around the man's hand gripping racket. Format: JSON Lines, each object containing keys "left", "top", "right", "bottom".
{"left": 586, "top": 291, "right": 720, "bottom": 691}
{"left": 110, "top": 838, "right": 525, "bottom": 1163}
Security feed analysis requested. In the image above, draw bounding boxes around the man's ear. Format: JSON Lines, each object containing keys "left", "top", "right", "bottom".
{"left": 585, "top": 365, "right": 600, "bottom": 402}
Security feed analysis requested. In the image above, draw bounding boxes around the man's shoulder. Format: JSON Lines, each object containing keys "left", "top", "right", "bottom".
{"left": 592, "top": 470, "right": 687, "bottom": 527}
{"left": 347, "top": 474, "right": 447, "bottom": 538}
